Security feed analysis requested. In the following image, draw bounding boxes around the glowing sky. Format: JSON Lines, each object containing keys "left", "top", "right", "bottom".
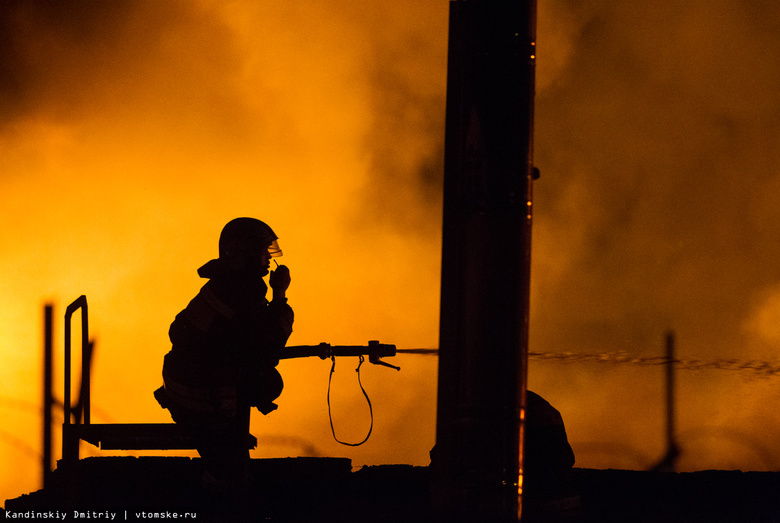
{"left": 1, "top": 0, "right": 446, "bottom": 502}
{"left": 3, "top": 0, "right": 780, "bottom": 505}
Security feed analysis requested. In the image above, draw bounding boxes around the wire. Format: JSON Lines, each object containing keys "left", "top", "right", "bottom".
{"left": 327, "top": 355, "right": 373, "bottom": 446}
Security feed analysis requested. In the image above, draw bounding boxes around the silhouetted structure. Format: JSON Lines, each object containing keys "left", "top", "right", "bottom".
{"left": 42, "top": 304, "right": 54, "bottom": 490}
{"left": 651, "top": 331, "right": 680, "bottom": 472}
{"left": 434, "top": 0, "right": 537, "bottom": 520}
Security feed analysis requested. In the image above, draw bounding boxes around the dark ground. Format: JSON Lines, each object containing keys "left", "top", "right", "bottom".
{"left": 5, "top": 457, "right": 780, "bottom": 521}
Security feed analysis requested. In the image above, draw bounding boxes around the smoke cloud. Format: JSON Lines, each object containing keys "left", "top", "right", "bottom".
{"left": 0, "top": 0, "right": 446, "bottom": 503}
{"left": 2, "top": 0, "right": 780, "bottom": 505}
{"left": 530, "top": 0, "right": 780, "bottom": 470}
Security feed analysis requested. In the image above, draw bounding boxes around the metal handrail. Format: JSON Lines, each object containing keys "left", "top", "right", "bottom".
{"left": 64, "top": 295, "right": 89, "bottom": 426}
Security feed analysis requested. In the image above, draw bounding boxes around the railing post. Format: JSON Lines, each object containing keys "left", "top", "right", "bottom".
{"left": 63, "top": 295, "right": 88, "bottom": 464}
{"left": 43, "top": 304, "right": 53, "bottom": 488}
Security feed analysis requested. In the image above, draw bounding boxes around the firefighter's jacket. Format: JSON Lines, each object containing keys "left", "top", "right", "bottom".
{"left": 160, "top": 275, "right": 293, "bottom": 418}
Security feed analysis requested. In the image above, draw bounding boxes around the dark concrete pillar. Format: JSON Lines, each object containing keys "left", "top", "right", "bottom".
{"left": 433, "top": 0, "right": 536, "bottom": 520}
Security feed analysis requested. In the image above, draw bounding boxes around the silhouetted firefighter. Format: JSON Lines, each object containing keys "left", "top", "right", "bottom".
{"left": 155, "top": 217, "right": 293, "bottom": 517}
{"left": 523, "top": 390, "right": 579, "bottom": 521}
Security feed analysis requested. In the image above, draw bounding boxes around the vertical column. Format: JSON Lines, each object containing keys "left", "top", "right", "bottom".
{"left": 43, "top": 304, "right": 53, "bottom": 489}
{"left": 434, "top": 0, "right": 537, "bottom": 520}
{"left": 665, "top": 331, "right": 678, "bottom": 470}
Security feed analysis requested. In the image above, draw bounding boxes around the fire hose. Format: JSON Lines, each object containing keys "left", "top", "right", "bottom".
{"left": 280, "top": 341, "right": 399, "bottom": 446}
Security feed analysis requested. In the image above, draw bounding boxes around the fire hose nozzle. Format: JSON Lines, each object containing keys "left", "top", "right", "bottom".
{"left": 369, "top": 354, "right": 401, "bottom": 371}
{"left": 367, "top": 340, "right": 400, "bottom": 371}
{"left": 368, "top": 356, "right": 401, "bottom": 370}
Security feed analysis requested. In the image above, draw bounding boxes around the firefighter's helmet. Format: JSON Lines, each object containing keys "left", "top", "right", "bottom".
{"left": 218, "top": 217, "right": 282, "bottom": 259}
{"left": 198, "top": 217, "right": 282, "bottom": 279}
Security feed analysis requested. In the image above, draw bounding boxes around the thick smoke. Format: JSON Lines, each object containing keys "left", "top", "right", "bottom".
{"left": 530, "top": 0, "right": 780, "bottom": 469}
{"left": 2, "top": 0, "right": 780, "bottom": 506}
{"left": 0, "top": 0, "right": 447, "bottom": 504}
{"left": 533, "top": 0, "right": 780, "bottom": 356}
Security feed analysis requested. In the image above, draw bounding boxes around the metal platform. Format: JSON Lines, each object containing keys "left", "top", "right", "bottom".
{"left": 58, "top": 296, "right": 390, "bottom": 463}
{"left": 61, "top": 296, "right": 255, "bottom": 462}
{"left": 68, "top": 422, "right": 257, "bottom": 451}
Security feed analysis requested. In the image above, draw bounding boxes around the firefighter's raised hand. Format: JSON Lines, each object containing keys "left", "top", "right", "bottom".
{"left": 270, "top": 264, "right": 291, "bottom": 300}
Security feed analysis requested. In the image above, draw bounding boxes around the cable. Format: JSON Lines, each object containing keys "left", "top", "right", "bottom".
{"left": 327, "top": 355, "right": 373, "bottom": 446}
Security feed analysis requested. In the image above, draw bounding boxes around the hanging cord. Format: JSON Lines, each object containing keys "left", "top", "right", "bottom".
{"left": 327, "top": 355, "right": 373, "bottom": 446}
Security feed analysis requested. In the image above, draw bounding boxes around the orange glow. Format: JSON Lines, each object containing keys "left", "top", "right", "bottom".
{"left": 1, "top": 1, "right": 446, "bottom": 503}
{"left": 4, "top": 0, "right": 780, "bottom": 508}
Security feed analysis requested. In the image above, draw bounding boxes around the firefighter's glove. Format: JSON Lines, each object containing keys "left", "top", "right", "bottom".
{"left": 270, "top": 264, "right": 291, "bottom": 300}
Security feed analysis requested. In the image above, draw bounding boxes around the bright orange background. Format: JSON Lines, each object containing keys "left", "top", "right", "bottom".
{"left": 1, "top": 1, "right": 445, "bottom": 503}
{"left": 4, "top": 0, "right": 780, "bottom": 506}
